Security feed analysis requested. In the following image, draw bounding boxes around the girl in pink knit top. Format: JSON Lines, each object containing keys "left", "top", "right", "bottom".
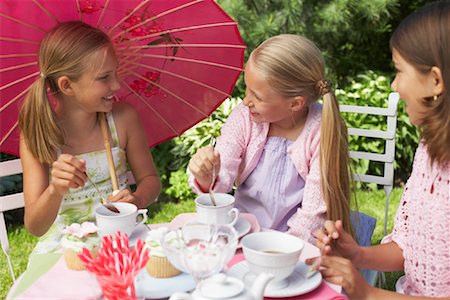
{"left": 312, "top": 2, "right": 450, "bottom": 299}
{"left": 188, "top": 34, "right": 353, "bottom": 242}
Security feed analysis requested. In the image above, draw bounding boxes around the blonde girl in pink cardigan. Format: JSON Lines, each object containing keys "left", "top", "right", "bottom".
{"left": 188, "top": 34, "right": 353, "bottom": 242}
{"left": 312, "top": 1, "right": 450, "bottom": 299}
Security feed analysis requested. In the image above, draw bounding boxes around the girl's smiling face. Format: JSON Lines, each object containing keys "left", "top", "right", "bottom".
{"left": 391, "top": 49, "right": 441, "bottom": 126}
{"left": 69, "top": 46, "right": 120, "bottom": 113}
{"left": 242, "top": 58, "right": 294, "bottom": 124}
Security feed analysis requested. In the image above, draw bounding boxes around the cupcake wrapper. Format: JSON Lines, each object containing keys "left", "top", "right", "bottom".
{"left": 64, "top": 248, "right": 98, "bottom": 271}
{"left": 146, "top": 255, "right": 181, "bottom": 278}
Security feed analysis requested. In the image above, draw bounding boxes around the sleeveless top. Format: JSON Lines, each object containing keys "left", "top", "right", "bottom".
{"left": 234, "top": 136, "right": 305, "bottom": 231}
{"left": 31, "top": 112, "right": 128, "bottom": 255}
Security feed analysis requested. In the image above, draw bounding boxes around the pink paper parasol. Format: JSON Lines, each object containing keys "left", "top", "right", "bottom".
{"left": 0, "top": 0, "right": 245, "bottom": 156}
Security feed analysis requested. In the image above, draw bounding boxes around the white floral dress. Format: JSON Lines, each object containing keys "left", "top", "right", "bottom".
{"left": 31, "top": 112, "right": 128, "bottom": 255}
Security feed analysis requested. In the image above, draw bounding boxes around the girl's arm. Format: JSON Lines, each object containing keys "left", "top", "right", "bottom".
{"left": 319, "top": 255, "right": 449, "bottom": 300}
{"left": 116, "top": 104, "right": 160, "bottom": 208}
{"left": 20, "top": 136, "right": 87, "bottom": 236}
{"left": 354, "top": 241, "right": 404, "bottom": 271}
{"left": 188, "top": 103, "right": 248, "bottom": 194}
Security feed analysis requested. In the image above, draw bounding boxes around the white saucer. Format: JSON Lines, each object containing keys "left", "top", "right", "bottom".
{"left": 128, "top": 223, "right": 151, "bottom": 246}
{"left": 234, "top": 217, "right": 251, "bottom": 238}
{"left": 135, "top": 268, "right": 195, "bottom": 299}
{"left": 227, "top": 261, "right": 322, "bottom": 298}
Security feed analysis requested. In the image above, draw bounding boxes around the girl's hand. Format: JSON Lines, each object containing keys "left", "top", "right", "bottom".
{"left": 107, "top": 189, "right": 137, "bottom": 204}
{"left": 49, "top": 154, "right": 87, "bottom": 196}
{"left": 318, "top": 256, "right": 374, "bottom": 300}
{"left": 188, "top": 146, "right": 220, "bottom": 191}
{"left": 314, "top": 220, "right": 361, "bottom": 262}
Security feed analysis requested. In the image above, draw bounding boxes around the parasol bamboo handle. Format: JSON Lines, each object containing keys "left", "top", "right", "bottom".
{"left": 99, "top": 112, "right": 119, "bottom": 191}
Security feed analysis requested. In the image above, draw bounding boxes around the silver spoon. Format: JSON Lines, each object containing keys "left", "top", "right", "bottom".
{"left": 208, "top": 137, "right": 217, "bottom": 206}
{"left": 84, "top": 172, "right": 120, "bottom": 213}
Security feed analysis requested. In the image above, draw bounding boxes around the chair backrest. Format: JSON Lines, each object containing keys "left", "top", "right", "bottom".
{"left": 339, "top": 92, "right": 400, "bottom": 236}
{"left": 0, "top": 158, "right": 24, "bottom": 282}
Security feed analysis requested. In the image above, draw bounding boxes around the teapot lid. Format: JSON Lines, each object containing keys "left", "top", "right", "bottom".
{"left": 198, "top": 273, "right": 244, "bottom": 299}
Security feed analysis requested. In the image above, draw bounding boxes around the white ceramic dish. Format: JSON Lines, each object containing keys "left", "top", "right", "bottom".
{"left": 128, "top": 223, "right": 150, "bottom": 246}
{"left": 135, "top": 268, "right": 195, "bottom": 299}
{"left": 234, "top": 217, "right": 251, "bottom": 238}
{"left": 227, "top": 261, "right": 322, "bottom": 298}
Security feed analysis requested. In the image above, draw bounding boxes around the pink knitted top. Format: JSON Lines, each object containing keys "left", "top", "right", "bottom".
{"left": 188, "top": 102, "right": 326, "bottom": 242}
{"left": 390, "top": 142, "right": 450, "bottom": 297}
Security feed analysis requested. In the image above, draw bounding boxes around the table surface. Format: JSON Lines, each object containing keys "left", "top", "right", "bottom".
{"left": 7, "top": 213, "right": 341, "bottom": 299}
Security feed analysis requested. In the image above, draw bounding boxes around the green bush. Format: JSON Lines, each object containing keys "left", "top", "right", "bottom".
{"left": 217, "top": 0, "right": 430, "bottom": 94}
{"left": 152, "top": 98, "right": 240, "bottom": 202}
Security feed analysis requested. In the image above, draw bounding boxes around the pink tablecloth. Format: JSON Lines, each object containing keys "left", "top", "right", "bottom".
{"left": 10, "top": 213, "right": 345, "bottom": 300}
{"left": 228, "top": 253, "right": 347, "bottom": 300}
{"left": 10, "top": 255, "right": 101, "bottom": 300}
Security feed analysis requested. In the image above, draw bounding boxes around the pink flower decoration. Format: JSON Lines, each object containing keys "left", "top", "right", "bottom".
{"left": 79, "top": 0, "right": 102, "bottom": 14}
{"left": 61, "top": 222, "right": 99, "bottom": 239}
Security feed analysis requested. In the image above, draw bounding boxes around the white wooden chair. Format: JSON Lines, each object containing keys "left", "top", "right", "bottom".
{"left": 0, "top": 158, "right": 24, "bottom": 282}
{"left": 340, "top": 92, "right": 400, "bottom": 286}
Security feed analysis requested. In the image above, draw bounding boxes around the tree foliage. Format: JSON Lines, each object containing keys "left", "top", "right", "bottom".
{"left": 218, "top": 0, "right": 430, "bottom": 94}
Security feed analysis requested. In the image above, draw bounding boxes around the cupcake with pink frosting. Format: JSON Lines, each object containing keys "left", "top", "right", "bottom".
{"left": 61, "top": 222, "right": 100, "bottom": 271}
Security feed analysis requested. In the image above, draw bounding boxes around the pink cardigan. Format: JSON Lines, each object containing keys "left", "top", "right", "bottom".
{"left": 388, "top": 142, "right": 450, "bottom": 297}
{"left": 189, "top": 102, "right": 326, "bottom": 242}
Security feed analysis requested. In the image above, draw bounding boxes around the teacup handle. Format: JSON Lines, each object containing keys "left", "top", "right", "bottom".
{"left": 227, "top": 208, "right": 239, "bottom": 226}
{"left": 135, "top": 208, "right": 148, "bottom": 227}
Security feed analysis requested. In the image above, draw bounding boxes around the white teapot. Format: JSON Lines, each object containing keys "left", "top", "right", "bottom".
{"left": 169, "top": 272, "right": 273, "bottom": 300}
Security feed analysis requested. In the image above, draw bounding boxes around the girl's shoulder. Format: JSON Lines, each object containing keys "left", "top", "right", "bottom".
{"left": 111, "top": 102, "right": 139, "bottom": 120}
{"left": 110, "top": 102, "right": 143, "bottom": 131}
{"left": 109, "top": 103, "right": 142, "bottom": 148}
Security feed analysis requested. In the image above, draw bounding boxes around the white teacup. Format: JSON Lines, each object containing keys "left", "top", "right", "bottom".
{"left": 195, "top": 193, "right": 239, "bottom": 226}
{"left": 95, "top": 202, "right": 148, "bottom": 237}
{"left": 241, "top": 231, "right": 304, "bottom": 290}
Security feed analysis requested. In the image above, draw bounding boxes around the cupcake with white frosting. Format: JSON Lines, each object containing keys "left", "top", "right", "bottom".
{"left": 61, "top": 222, "right": 100, "bottom": 271}
{"left": 145, "top": 227, "right": 181, "bottom": 278}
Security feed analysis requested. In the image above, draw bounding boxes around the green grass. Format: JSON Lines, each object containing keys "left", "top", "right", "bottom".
{"left": 353, "top": 187, "right": 404, "bottom": 244}
{"left": 1, "top": 188, "right": 403, "bottom": 298}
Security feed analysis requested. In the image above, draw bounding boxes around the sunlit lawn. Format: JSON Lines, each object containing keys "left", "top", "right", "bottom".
{"left": 1, "top": 188, "right": 403, "bottom": 298}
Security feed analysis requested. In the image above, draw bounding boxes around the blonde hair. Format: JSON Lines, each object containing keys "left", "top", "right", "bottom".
{"left": 390, "top": 1, "right": 450, "bottom": 166}
{"left": 19, "top": 21, "right": 112, "bottom": 164}
{"left": 250, "top": 34, "right": 353, "bottom": 235}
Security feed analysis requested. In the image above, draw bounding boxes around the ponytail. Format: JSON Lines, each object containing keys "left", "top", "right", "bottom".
{"left": 19, "top": 76, "right": 63, "bottom": 164}
{"left": 319, "top": 90, "right": 354, "bottom": 237}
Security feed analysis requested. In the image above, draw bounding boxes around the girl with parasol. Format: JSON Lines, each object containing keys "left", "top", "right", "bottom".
{"left": 18, "top": 21, "right": 160, "bottom": 254}
{"left": 188, "top": 34, "right": 353, "bottom": 243}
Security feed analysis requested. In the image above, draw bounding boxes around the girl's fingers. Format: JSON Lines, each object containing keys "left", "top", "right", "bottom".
{"left": 321, "top": 245, "right": 333, "bottom": 256}
{"left": 51, "top": 168, "right": 85, "bottom": 188}
{"left": 322, "top": 275, "right": 348, "bottom": 290}
{"left": 53, "top": 155, "right": 87, "bottom": 182}
{"left": 323, "top": 220, "right": 339, "bottom": 240}
{"left": 59, "top": 154, "right": 86, "bottom": 172}
{"left": 110, "top": 190, "right": 136, "bottom": 204}
{"left": 313, "top": 228, "right": 331, "bottom": 245}
{"left": 319, "top": 255, "right": 354, "bottom": 273}
{"left": 333, "top": 220, "right": 344, "bottom": 238}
